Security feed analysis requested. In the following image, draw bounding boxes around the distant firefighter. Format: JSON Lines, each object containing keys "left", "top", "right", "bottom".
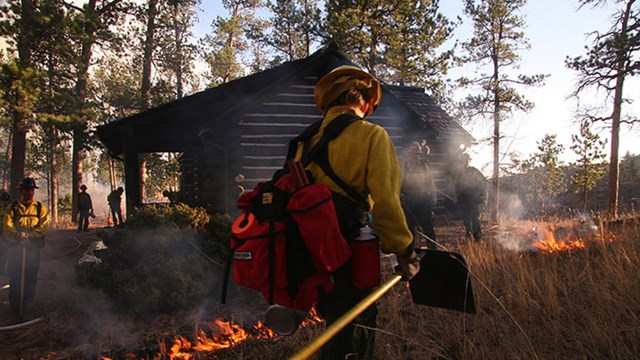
{"left": 107, "top": 187, "right": 124, "bottom": 226}
{"left": 402, "top": 141, "right": 438, "bottom": 244}
{"left": 76, "top": 184, "right": 94, "bottom": 233}
{"left": 455, "top": 153, "right": 487, "bottom": 241}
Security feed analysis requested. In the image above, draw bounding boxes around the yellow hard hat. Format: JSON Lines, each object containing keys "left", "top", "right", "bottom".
{"left": 314, "top": 65, "right": 382, "bottom": 116}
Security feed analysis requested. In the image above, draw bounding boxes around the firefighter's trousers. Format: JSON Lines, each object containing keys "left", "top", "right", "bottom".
{"left": 7, "top": 243, "right": 40, "bottom": 318}
{"left": 317, "top": 261, "right": 377, "bottom": 360}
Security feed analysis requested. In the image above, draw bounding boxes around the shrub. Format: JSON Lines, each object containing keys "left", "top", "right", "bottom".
{"left": 77, "top": 204, "right": 229, "bottom": 317}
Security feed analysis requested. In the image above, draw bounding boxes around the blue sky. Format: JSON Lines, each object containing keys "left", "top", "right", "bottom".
{"left": 194, "top": 1, "right": 640, "bottom": 174}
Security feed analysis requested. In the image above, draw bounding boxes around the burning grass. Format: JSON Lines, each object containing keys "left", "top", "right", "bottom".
{"left": 2, "top": 216, "right": 639, "bottom": 359}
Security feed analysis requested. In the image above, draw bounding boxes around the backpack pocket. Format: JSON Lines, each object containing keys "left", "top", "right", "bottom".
{"left": 231, "top": 219, "right": 288, "bottom": 296}
{"left": 287, "top": 184, "right": 352, "bottom": 273}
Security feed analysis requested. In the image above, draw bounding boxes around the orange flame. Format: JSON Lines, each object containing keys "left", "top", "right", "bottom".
{"left": 167, "top": 309, "right": 323, "bottom": 358}
{"left": 165, "top": 309, "right": 323, "bottom": 358}
{"left": 533, "top": 224, "right": 586, "bottom": 253}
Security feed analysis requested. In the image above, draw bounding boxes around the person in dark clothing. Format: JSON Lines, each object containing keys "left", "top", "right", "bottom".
{"left": 402, "top": 141, "right": 438, "bottom": 244}
{"left": 107, "top": 187, "right": 124, "bottom": 226}
{"left": 455, "top": 153, "right": 487, "bottom": 241}
{"left": 3, "top": 177, "right": 50, "bottom": 323}
{"left": 76, "top": 185, "right": 93, "bottom": 232}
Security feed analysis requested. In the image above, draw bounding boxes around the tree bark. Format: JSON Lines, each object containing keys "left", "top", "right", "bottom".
{"left": 139, "top": 0, "right": 158, "bottom": 204}
{"left": 9, "top": 0, "right": 35, "bottom": 199}
{"left": 71, "top": 0, "right": 97, "bottom": 220}
{"left": 3, "top": 126, "right": 13, "bottom": 190}
{"left": 606, "top": 0, "right": 634, "bottom": 219}
{"left": 141, "top": 0, "right": 156, "bottom": 110}
{"left": 49, "top": 124, "right": 58, "bottom": 227}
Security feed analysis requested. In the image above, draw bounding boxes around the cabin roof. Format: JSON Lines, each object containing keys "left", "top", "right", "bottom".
{"left": 96, "top": 45, "right": 473, "bottom": 156}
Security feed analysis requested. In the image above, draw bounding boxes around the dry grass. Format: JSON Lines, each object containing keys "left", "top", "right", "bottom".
{"left": 1, "top": 218, "right": 639, "bottom": 359}
{"left": 241, "top": 217, "right": 640, "bottom": 360}
{"left": 370, "top": 216, "right": 640, "bottom": 360}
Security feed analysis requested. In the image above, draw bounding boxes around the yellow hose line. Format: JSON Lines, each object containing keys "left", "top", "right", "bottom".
{"left": 289, "top": 274, "right": 402, "bottom": 360}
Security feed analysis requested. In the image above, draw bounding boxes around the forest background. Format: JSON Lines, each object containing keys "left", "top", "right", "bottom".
{"left": 1, "top": 0, "right": 639, "bottom": 226}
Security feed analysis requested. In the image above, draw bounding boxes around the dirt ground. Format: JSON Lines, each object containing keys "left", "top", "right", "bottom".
{"left": 0, "top": 214, "right": 475, "bottom": 359}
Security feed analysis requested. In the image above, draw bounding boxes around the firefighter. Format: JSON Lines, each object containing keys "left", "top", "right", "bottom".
{"left": 0, "top": 191, "right": 11, "bottom": 275}
{"left": 76, "top": 184, "right": 94, "bottom": 232}
{"left": 293, "top": 65, "right": 419, "bottom": 359}
{"left": 455, "top": 153, "right": 487, "bottom": 241}
{"left": 3, "top": 177, "right": 50, "bottom": 323}
{"left": 107, "top": 187, "right": 124, "bottom": 226}
{"left": 402, "top": 141, "right": 438, "bottom": 244}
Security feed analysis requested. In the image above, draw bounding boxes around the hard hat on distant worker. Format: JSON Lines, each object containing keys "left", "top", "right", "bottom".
{"left": 314, "top": 65, "right": 382, "bottom": 117}
{"left": 18, "top": 177, "right": 39, "bottom": 189}
{"left": 406, "top": 141, "right": 423, "bottom": 154}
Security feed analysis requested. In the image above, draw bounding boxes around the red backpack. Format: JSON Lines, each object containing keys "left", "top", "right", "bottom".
{"left": 222, "top": 114, "right": 369, "bottom": 311}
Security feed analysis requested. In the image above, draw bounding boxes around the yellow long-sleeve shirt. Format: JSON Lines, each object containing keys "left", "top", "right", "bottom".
{"left": 294, "top": 106, "right": 413, "bottom": 254}
{"left": 3, "top": 200, "right": 50, "bottom": 243}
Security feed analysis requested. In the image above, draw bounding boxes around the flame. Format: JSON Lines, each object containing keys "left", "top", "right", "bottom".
{"left": 163, "top": 308, "right": 324, "bottom": 358}
{"left": 302, "top": 307, "right": 323, "bottom": 327}
{"left": 533, "top": 224, "right": 586, "bottom": 253}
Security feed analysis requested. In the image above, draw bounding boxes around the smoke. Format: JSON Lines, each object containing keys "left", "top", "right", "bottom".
{"left": 499, "top": 191, "right": 525, "bottom": 220}
{"left": 80, "top": 180, "right": 126, "bottom": 226}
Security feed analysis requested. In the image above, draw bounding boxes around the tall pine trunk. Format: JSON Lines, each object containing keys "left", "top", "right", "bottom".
{"left": 606, "top": 0, "right": 634, "bottom": 219}
{"left": 490, "top": 46, "right": 501, "bottom": 222}
{"left": 48, "top": 124, "right": 58, "bottom": 227}
{"left": 71, "top": 0, "right": 97, "bottom": 220}
{"left": 9, "top": 0, "right": 34, "bottom": 199}
{"left": 138, "top": 0, "right": 158, "bottom": 205}
{"left": 46, "top": 54, "right": 59, "bottom": 226}
{"left": 3, "top": 129, "right": 13, "bottom": 189}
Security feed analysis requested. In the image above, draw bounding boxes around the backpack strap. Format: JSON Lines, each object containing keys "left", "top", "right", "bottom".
{"left": 303, "top": 114, "right": 369, "bottom": 207}
{"left": 11, "top": 200, "right": 42, "bottom": 230}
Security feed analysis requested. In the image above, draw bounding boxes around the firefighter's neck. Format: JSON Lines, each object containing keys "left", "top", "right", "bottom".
{"left": 327, "top": 105, "right": 366, "bottom": 118}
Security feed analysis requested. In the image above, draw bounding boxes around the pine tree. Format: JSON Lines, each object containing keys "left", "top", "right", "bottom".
{"left": 570, "top": 121, "right": 607, "bottom": 211}
{"left": 250, "top": 0, "right": 323, "bottom": 63}
{"left": 201, "top": 0, "right": 261, "bottom": 86}
{"left": 520, "top": 134, "right": 566, "bottom": 215}
{"left": 65, "top": 0, "right": 128, "bottom": 219}
{"left": 459, "top": 0, "right": 547, "bottom": 221}
{"left": 566, "top": 0, "right": 640, "bottom": 218}
{"left": 325, "top": 0, "right": 455, "bottom": 97}
{"left": 31, "top": 0, "right": 77, "bottom": 225}
{"left": 0, "top": 0, "right": 39, "bottom": 199}
{"left": 155, "top": 0, "right": 200, "bottom": 99}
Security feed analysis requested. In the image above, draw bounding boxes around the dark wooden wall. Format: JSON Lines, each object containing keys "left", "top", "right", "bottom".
{"left": 198, "top": 73, "right": 461, "bottom": 215}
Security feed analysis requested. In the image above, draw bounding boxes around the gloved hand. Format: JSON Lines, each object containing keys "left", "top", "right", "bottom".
{"left": 395, "top": 245, "right": 420, "bottom": 281}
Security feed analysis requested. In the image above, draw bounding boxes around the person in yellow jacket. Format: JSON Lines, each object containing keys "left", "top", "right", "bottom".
{"left": 3, "top": 177, "right": 50, "bottom": 323}
{"left": 293, "top": 65, "right": 419, "bottom": 359}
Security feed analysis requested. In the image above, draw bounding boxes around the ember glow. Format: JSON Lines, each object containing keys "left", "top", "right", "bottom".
{"left": 164, "top": 308, "right": 323, "bottom": 359}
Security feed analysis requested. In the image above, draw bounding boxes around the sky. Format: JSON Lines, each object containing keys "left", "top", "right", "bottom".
{"left": 194, "top": 1, "right": 640, "bottom": 176}
{"left": 2, "top": 1, "right": 634, "bottom": 176}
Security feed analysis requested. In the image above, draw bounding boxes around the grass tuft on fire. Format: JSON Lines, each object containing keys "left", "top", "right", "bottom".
{"left": 76, "top": 204, "right": 231, "bottom": 317}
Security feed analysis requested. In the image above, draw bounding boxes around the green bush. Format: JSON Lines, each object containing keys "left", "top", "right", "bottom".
{"left": 77, "top": 204, "right": 231, "bottom": 317}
